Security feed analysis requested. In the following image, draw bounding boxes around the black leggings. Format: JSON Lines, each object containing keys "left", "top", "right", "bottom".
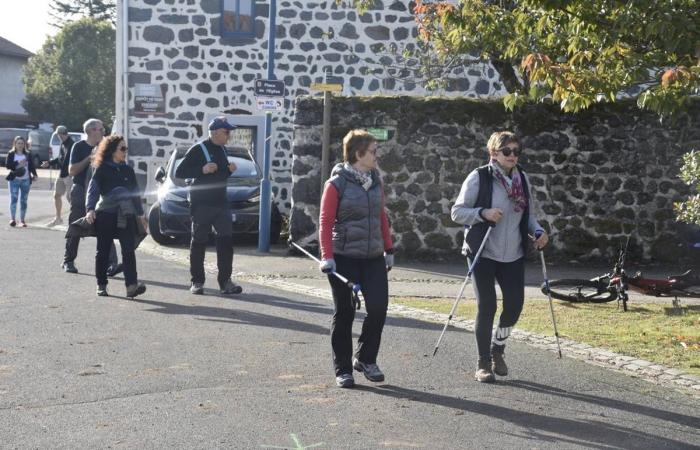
{"left": 95, "top": 211, "right": 137, "bottom": 286}
{"left": 328, "top": 254, "right": 388, "bottom": 376}
{"left": 470, "top": 257, "right": 525, "bottom": 361}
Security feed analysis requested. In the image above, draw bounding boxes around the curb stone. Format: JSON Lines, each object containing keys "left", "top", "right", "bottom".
{"left": 36, "top": 223, "right": 700, "bottom": 399}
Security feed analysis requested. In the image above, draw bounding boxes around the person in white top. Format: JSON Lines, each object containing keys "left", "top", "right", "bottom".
{"left": 5, "top": 136, "right": 38, "bottom": 227}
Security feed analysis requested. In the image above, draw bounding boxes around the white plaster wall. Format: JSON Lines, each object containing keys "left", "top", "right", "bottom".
{"left": 0, "top": 55, "right": 28, "bottom": 115}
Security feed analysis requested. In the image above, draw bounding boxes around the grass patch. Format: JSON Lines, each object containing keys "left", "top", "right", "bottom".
{"left": 392, "top": 297, "right": 700, "bottom": 376}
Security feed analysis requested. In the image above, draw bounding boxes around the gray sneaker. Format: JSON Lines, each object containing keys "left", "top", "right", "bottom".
{"left": 353, "top": 358, "right": 385, "bottom": 382}
{"left": 219, "top": 279, "right": 243, "bottom": 295}
{"left": 475, "top": 358, "right": 495, "bottom": 383}
{"left": 492, "top": 352, "right": 508, "bottom": 376}
{"left": 190, "top": 282, "right": 204, "bottom": 295}
{"left": 335, "top": 373, "right": 355, "bottom": 388}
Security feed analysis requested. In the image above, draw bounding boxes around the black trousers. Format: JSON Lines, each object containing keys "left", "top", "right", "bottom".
{"left": 328, "top": 254, "right": 388, "bottom": 376}
{"left": 64, "top": 184, "right": 116, "bottom": 265}
{"left": 189, "top": 205, "right": 233, "bottom": 287}
{"left": 95, "top": 211, "right": 137, "bottom": 286}
{"left": 470, "top": 257, "right": 525, "bottom": 361}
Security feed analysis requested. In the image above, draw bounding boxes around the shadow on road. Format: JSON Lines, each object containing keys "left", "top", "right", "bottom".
{"left": 355, "top": 384, "right": 699, "bottom": 449}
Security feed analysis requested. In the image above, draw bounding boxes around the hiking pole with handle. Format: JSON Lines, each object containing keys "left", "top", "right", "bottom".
{"left": 291, "top": 242, "right": 362, "bottom": 310}
{"left": 433, "top": 223, "right": 494, "bottom": 357}
{"left": 533, "top": 232, "right": 563, "bottom": 359}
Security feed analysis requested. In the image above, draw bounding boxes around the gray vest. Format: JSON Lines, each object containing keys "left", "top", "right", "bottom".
{"left": 329, "top": 168, "right": 384, "bottom": 259}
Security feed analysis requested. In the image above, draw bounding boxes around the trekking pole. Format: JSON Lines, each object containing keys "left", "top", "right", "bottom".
{"left": 536, "top": 239, "right": 563, "bottom": 359}
{"left": 433, "top": 224, "right": 494, "bottom": 357}
{"left": 291, "top": 242, "right": 362, "bottom": 310}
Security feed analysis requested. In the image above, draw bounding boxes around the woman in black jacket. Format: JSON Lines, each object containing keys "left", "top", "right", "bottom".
{"left": 85, "top": 135, "right": 147, "bottom": 298}
{"left": 5, "top": 135, "right": 38, "bottom": 227}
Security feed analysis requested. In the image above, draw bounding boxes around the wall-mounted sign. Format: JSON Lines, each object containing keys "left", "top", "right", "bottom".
{"left": 310, "top": 83, "right": 343, "bottom": 92}
{"left": 256, "top": 97, "right": 284, "bottom": 111}
{"left": 254, "top": 79, "right": 285, "bottom": 97}
{"left": 134, "top": 83, "right": 166, "bottom": 116}
{"left": 367, "top": 128, "right": 389, "bottom": 141}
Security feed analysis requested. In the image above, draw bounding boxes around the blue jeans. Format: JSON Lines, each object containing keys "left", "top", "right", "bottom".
{"left": 8, "top": 178, "right": 31, "bottom": 221}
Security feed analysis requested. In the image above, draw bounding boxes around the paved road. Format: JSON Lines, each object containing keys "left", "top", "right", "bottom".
{"left": 1, "top": 217, "right": 699, "bottom": 448}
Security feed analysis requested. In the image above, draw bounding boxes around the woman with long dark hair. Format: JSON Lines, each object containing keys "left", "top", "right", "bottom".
{"left": 5, "top": 136, "right": 38, "bottom": 227}
{"left": 85, "top": 135, "right": 147, "bottom": 298}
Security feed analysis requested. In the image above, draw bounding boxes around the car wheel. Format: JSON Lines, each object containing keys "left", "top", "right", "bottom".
{"left": 148, "top": 202, "right": 177, "bottom": 246}
{"left": 270, "top": 205, "right": 283, "bottom": 245}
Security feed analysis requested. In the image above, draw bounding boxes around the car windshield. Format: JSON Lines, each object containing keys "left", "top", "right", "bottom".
{"left": 169, "top": 154, "right": 260, "bottom": 187}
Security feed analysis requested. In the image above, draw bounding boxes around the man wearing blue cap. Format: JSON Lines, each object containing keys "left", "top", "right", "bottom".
{"left": 175, "top": 116, "right": 242, "bottom": 295}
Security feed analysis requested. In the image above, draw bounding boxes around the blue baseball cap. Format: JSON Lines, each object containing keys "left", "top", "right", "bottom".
{"left": 208, "top": 116, "right": 236, "bottom": 131}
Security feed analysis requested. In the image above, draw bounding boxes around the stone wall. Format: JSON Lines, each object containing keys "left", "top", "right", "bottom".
{"left": 290, "top": 96, "right": 700, "bottom": 263}
{"left": 124, "top": 0, "right": 504, "bottom": 212}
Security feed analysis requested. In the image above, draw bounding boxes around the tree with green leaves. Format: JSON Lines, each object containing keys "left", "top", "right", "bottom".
{"left": 346, "top": 0, "right": 700, "bottom": 225}
{"left": 22, "top": 17, "right": 116, "bottom": 130}
{"left": 49, "top": 0, "right": 116, "bottom": 27}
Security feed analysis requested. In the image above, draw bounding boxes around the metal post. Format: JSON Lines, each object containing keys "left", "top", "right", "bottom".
{"left": 320, "top": 68, "right": 332, "bottom": 191}
{"left": 258, "top": 0, "right": 276, "bottom": 252}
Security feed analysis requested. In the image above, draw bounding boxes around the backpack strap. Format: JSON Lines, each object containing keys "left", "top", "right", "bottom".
{"left": 475, "top": 165, "right": 493, "bottom": 209}
{"left": 198, "top": 142, "right": 212, "bottom": 163}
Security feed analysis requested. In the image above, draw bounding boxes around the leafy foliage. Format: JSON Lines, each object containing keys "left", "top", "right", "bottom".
{"left": 22, "top": 18, "right": 116, "bottom": 130}
{"left": 49, "top": 0, "right": 116, "bottom": 27}
{"left": 676, "top": 151, "right": 700, "bottom": 225}
{"left": 413, "top": 0, "right": 699, "bottom": 117}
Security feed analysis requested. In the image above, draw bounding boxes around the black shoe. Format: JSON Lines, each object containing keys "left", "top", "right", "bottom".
{"left": 96, "top": 284, "right": 108, "bottom": 297}
{"left": 62, "top": 261, "right": 78, "bottom": 273}
{"left": 219, "top": 279, "right": 243, "bottom": 295}
{"left": 126, "top": 282, "right": 146, "bottom": 298}
{"left": 335, "top": 373, "right": 355, "bottom": 388}
{"left": 106, "top": 263, "right": 123, "bottom": 277}
{"left": 475, "top": 358, "right": 495, "bottom": 383}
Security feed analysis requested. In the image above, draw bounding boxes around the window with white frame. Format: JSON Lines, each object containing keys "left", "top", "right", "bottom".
{"left": 221, "top": 0, "right": 255, "bottom": 38}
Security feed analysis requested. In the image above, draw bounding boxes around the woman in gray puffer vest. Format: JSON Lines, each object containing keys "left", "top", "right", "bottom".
{"left": 451, "top": 131, "right": 549, "bottom": 383}
{"left": 318, "top": 129, "right": 394, "bottom": 389}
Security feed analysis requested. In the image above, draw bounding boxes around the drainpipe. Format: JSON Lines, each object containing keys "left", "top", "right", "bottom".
{"left": 257, "top": 0, "right": 276, "bottom": 252}
{"left": 121, "top": 0, "right": 129, "bottom": 140}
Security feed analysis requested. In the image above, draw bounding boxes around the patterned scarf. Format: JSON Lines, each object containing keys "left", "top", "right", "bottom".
{"left": 490, "top": 159, "right": 528, "bottom": 212}
{"left": 344, "top": 163, "right": 373, "bottom": 191}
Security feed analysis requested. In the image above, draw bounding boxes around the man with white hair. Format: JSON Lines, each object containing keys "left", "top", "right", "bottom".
{"left": 62, "top": 119, "right": 118, "bottom": 275}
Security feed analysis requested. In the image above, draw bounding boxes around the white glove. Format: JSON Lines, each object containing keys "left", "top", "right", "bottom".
{"left": 319, "top": 258, "right": 336, "bottom": 274}
{"left": 384, "top": 252, "right": 394, "bottom": 272}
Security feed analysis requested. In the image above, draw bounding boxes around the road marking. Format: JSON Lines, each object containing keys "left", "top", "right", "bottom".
{"left": 260, "top": 433, "right": 324, "bottom": 449}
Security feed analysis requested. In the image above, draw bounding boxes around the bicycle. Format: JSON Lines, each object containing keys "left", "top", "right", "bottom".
{"left": 541, "top": 238, "right": 700, "bottom": 311}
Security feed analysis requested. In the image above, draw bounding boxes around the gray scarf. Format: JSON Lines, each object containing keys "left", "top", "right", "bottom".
{"left": 343, "top": 163, "right": 373, "bottom": 191}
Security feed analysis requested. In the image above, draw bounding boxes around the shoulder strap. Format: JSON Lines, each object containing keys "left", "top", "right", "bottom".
{"left": 198, "top": 142, "right": 212, "bottom": 163}
{"left": 475, "top": 165, "right": 492, "bottom": 208}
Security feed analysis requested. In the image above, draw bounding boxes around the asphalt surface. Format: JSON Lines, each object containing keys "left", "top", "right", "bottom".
{"left": 1, "top": 188, "right": 699, "bottom": 448}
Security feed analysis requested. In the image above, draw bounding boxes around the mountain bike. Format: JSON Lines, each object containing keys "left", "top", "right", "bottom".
{"left": 541, "top": 239, "right": 700, "bottom": 311}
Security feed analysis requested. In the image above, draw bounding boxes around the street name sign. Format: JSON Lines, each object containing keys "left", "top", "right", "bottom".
{"left": 254, "top": 79, "right": 285, "bottom": 97}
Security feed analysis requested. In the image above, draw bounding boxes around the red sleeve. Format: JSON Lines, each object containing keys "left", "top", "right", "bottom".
{"left": 380, "top": 189, "right": 393, "bottom": 251}
{"left": 319, "top": 183, "right": 339, "bottom": 260}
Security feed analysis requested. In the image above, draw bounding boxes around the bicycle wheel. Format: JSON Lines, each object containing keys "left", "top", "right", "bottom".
{"left": 542, "top": 279, "right": 616, "bottom": 303}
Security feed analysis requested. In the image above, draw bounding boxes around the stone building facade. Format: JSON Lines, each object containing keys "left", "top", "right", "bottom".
{"left": 290, "top": 96, "right": 699, "bottom": 263}
{"left": 121, "top": 0, "right": 503, "bottom": 211}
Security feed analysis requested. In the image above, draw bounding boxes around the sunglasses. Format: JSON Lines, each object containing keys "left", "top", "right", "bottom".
{"left": 498, "top": 147, "right": 521, "bottom": 157}
{"left": 117, "top": 146, "right": 128, "bottom": 153}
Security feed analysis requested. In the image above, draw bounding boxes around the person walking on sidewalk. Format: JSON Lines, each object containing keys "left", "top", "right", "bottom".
{"left": 175, "top": 116, "right": 242, "bottom": 296}
{"left": 85, "top": 135, "right": 147, "bottom": 298}
{"left": 43, "top": 125, "right": 74, "bottom": 227}
{"left": 451, "top": 131, "right": 548, "bottom": 383}
{"left": 318, "top": 129, "right": 394, "bottom": 388}
{"left": 62, "top": 119, "right": 118, "bottom": 274}
{"left": 5, "top": 136, "right": 38, "bottom": 227}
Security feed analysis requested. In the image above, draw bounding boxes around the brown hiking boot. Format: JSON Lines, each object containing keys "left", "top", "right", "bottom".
{"left": 474, "top": 359, "right": 495, "bottom": 383}
{"left": 492, "top": 352, "right": 508, "bottom": 376}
